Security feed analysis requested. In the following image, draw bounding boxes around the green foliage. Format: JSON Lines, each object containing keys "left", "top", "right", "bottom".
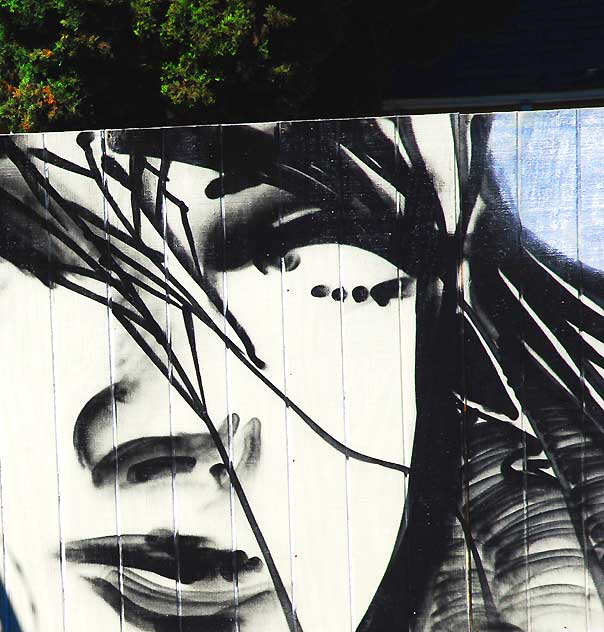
{"left": 0, "top": 0, "right": 298, "bottom": 132}
{"left": 0, "top": 0, "right": 522, "bottom": 132}
{"left": 159, "top": 0, "right": 255, "bottom": 107}
{"left": 156, "top": 0, "right": 298, "bottom": 113}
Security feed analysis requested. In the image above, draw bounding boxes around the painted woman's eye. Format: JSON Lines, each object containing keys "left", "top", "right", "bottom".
{"left": 90, "top": 436, "right": 201, "bottom": 487}
{"left": 126, "top": 456, "right": 196, "bottom": 484}
{"left": 249, "top": 243, "right": 417, "bottom": 306}
{"left": 254, "top": 250, "right": 301, "bottom": 274}
{"left": 254, "top": 254, "right": 280, "bottom": 274}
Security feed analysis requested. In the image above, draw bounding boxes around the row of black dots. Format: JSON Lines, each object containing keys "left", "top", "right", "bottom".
{"left": 311, "top": 285, "right": 371, "bottom": 303}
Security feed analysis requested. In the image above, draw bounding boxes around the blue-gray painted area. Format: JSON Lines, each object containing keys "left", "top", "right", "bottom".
{"left": 488, "top": 109, "right": 604, "bottom": 265}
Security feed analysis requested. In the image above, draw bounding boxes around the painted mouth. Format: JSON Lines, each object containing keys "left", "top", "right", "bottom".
{"left": 66, "top": 534, "right": 273, "bottom": 623}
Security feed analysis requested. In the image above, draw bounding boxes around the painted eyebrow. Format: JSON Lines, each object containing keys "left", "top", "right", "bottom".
{"left": 73, "top": 381, "right": 131, "bottom": 468}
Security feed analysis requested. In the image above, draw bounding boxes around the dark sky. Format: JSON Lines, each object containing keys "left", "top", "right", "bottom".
{"left": 388, "top": 0, "right": 604, "bottom": 100}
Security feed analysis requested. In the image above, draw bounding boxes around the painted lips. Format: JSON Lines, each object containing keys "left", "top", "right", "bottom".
{"left": 66, "top": 534, "right": 273, "bottom": 619}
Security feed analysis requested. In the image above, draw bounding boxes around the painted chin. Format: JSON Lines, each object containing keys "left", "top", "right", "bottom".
{"left": 82, "top": 566, "right": 277, "bottom": 631}
{"left": 66, "top": 534, "right": 277, "bottom": 630}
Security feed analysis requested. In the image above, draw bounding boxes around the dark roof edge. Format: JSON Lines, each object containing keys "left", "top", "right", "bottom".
{"left": 382, "top": 89, "right": 604, "bottom": 113}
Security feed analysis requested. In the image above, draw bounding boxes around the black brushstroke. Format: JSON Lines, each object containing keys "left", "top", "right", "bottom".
{"left": 109, "top": 139, "right": 269, "bottom": 372}
{"left": 182, "top": 306, "right": 207, "bottom": 409}
{"left": 87, "top": 575, "right": 245, "bottom": 632}
{"left": 73, "top": 381, "right": 130, "bottom": 467}
{"left": 28, "top": 147, "right": 91, "bottom": 179}
{"left": 127, "top": 456, "right": 196, "bottom": 483}
{"left": 90, "top": 434, "right": 217, "bottom": 486}
{"left": 65, "top": 535, "right": 263, "bottom": 584}
{"left": 369, "top": 277, "right": 415, "bottom": 307}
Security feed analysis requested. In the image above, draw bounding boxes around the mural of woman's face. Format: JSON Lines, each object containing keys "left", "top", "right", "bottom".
{"left": 0, "top": 135, "right": 417, "bottom": 632}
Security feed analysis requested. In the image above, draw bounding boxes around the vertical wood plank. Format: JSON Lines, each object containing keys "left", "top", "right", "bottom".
{"left": 407, "top": 112, "right": 468, "bottom": 630}
{"left": 44, "top": 130, "right": 122, "bottom": 632}
{"left": 577, "top": 107, "right": 604, "bottom": 630}
{"left": 278, "top": 118, "right": 352, "bottom": 632}
{"left": 472, "top": 111, "right": 531, "bottom": 632}
{"left": 103, "top": 127, "right": 182, "bottom": 631}
{"left": 220, "top": 121, "right": 295, "bottom": 631}
{"left": 0, "top": 133, "right": 65, "bottom": 632}
{"left": 336, "top": 117, "right": 409, "bottom": 631}
{"left": 162, "top": 124, "right": 239, "bottom": 631}
{"left": 518, "top": 108, "right": 588, "bottom": 632}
